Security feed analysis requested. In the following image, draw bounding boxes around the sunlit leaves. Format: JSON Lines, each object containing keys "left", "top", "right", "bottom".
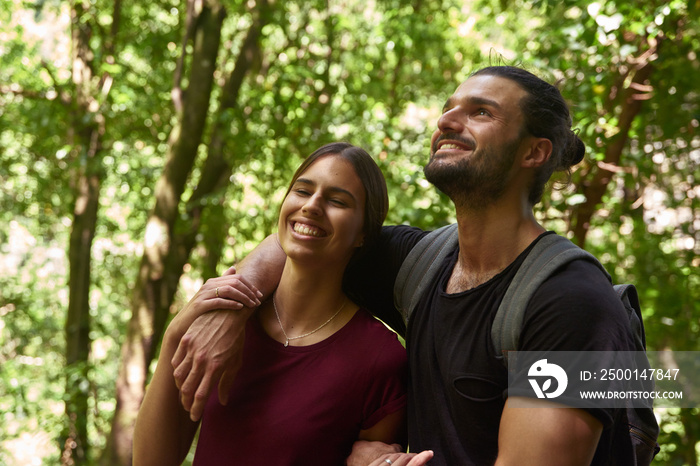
{"left": 2, "top": 0, "right": 699, "bottom": 462}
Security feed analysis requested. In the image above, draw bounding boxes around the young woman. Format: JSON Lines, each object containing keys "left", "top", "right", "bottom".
{"left": 134, "top": 143, "right": 407, "bottom": 465}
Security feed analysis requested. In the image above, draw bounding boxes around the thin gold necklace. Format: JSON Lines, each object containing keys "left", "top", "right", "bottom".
{"left": 272, "top": 293, "right": 347, "bottom": 347}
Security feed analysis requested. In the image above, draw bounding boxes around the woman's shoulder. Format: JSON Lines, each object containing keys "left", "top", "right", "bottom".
{"left": 348, "top": 308, "right": 406, "bottom": 353}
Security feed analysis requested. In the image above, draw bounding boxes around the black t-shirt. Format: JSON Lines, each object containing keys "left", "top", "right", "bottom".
{"left": 344, "top": 225, "right": 636, "bottom": 465}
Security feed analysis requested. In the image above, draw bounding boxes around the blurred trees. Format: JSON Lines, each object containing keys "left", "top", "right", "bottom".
{"left": 1, "top": 0, "right": 698, "bottom": 464}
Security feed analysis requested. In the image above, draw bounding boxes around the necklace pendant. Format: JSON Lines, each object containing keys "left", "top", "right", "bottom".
{"left": 284, "top": 339, "right": 289, "bottom": 347}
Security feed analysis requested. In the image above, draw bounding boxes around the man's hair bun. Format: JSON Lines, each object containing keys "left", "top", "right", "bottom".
{"left": 564, "top": 133, "right": 586, "bottom": 167}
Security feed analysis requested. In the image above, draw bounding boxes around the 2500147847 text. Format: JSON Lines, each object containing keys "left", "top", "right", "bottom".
{"left": 580, "top": 368, "right": 681, "bottom": 382}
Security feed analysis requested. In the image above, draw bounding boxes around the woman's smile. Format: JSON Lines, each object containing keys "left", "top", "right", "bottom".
{"left": 291, "top": 221, "right": 327, "bottom": 238}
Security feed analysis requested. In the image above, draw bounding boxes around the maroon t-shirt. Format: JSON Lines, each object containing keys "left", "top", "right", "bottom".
{"left": 193, "top": 308, "right": 407, "bottom": 465}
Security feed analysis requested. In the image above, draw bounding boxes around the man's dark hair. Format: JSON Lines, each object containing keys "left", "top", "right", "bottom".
{"left": 472, "top": 66, "right": 585, "bottom": 204}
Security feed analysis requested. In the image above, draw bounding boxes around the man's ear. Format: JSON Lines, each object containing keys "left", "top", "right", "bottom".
{"left": 521, "top": 137, "right": 552, "bottom": 168}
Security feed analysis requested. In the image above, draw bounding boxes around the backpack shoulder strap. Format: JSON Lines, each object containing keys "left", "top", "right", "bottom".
{"left": 614, "top": 284, "right": 646, "bottom": 349}
{"left": 491, "top": 234, "right": 611, "bottom": 361}
{"left": 394, "top": 224, "right": 459, "bottom": 324}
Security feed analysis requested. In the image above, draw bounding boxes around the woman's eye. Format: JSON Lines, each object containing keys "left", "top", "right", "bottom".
{"left": 329, "top": 199, "right": 346, "bottom": 207}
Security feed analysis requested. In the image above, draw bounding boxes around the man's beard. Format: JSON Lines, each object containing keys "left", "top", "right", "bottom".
{"left": 424, "top": 136, "right": 521, "bottom": 209}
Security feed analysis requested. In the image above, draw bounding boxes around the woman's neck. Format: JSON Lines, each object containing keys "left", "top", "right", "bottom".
{"left": 274, "top": 260, "right": 346, "bottom": 319}
{"left": 258, "top": 259, "right": 356, "bottom": 345}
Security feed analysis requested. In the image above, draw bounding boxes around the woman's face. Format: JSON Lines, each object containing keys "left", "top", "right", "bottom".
{"left": 278, "top": 154, "right": 366, "bottom": 268}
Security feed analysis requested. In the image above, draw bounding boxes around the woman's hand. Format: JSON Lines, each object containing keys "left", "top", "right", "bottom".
{"left": 347, "top": 441, "right": 434, "bottom": 466}
{"left": 167, "top": 266, "right": 262, "bottom": 341}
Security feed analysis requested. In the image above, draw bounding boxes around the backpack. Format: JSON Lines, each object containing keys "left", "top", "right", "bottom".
{"left": 394, "top": 223, "right": 660, "bottom": 465}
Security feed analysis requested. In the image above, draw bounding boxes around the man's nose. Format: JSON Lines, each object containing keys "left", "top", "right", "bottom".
{"left": 437, "top": 107, "right": 463, "bottom": 134}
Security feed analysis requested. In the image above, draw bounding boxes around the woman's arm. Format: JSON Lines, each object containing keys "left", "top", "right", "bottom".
{"left": 358, "top": 408, "right": 407, "bottom": 446}
{"left": 133, "top": 329, "right": 199, "bottom": 465}
{"left": 350, "top": 407, "right": 434, "bottom": 466}
{"left": 133, "top": 268, "right": 263, "bottom": 464}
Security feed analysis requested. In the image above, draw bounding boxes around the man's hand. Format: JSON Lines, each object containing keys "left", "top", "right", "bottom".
{"left": 170, "top": 267, "right": 262, "bottom": 421}
{"left": 347, "top": 441, "right": 434, "bottom": 466}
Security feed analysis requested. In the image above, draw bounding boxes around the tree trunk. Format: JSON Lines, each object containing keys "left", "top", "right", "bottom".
{"left": 192, "top": 0, "right": 270, "bottom": 276}
{"left": 63, "top": 159, "right": 100, "bottom": 466}
{"left": 570, "top": 41, "right": 658, "bottom": 246}
{"left": 61, "top": 0, "right": 108, "bottom": 463}
{"left": 100, "top": 3, "right": 226, "bottom": 465}
{"left": 101, "top": 3, "right": 272, "bottom": 462}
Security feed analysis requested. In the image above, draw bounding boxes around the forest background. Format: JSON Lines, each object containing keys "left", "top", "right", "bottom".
{"left": 1, "top": 0, "right": 699, "bottom": 464}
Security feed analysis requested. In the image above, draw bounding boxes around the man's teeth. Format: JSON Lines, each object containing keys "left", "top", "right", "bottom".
{"left": 294, "top": 223, "right": 324, "bottom": 237}
{"left": 441, "top": 143, "right": 463, "bottom": 150}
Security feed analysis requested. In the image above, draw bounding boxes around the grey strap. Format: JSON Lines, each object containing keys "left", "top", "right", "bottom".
{"left": 614, "top": 284, "right": 646, "bottom": 349}
{"left": 394, "top": 224, "right": 459, "bottom": 324}
{"left": 491, "top": 234, "right": 610, "bottom": 360}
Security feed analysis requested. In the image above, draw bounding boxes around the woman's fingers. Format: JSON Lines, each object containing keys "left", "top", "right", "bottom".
{"left": 214, "top": 284, "right": 259, "bottom": 308}
{"left": 369, "top": 450, "right": 434, "bottom": 466}
{"left": 207, "top": 274, "right": 262, "bottom": 309}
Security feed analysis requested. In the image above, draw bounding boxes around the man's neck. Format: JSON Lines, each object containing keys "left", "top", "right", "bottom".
{"left": 446, "top": 201, "right": 544, "bottom": 294}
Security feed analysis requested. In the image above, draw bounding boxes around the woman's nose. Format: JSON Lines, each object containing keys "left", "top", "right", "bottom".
{"left": 302, "top": 195, "right": 322, "bottom": 216}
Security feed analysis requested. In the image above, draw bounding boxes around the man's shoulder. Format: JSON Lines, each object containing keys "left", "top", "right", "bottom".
{"left": 521, "top": 232, "right": 617, "bottom": 300}
{"left": 540, "top": 255, "right": 618, "bottom": 300}
{"left": 521, "top": 255, "right": 635, "bottom": 351}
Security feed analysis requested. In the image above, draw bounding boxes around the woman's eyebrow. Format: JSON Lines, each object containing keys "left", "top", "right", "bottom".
{"left": 295, "top": 177, "right": 356, "bottom": 201}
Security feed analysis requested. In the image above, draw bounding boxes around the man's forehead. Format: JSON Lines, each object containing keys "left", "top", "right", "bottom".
{"left": 447, "top": 74, "right": 526, "bottom": 105}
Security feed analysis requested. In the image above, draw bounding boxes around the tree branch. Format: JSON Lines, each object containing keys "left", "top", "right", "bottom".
{"left": 172, "top": 0, "right": 198, "bottom": 113}
{"left": 571, "top": 35, "right": 661, "bottom": 246}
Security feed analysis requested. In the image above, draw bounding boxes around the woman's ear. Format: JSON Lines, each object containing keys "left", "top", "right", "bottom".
{"left": 521, "top": 137, "right": 552, "bottom": 169}
{"left": 354, "top": 233, "right": 365, "bottom": 248}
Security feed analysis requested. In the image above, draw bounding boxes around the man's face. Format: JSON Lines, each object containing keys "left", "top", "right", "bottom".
{"left": 424, "top": 75, "right": 529, "bottom": 208}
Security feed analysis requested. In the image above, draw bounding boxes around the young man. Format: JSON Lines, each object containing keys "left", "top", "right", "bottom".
{"left": 170, "top": 66, "right": 634, "bottom": 465}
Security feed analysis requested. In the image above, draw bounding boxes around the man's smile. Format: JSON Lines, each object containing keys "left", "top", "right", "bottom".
{"left": 432, "top": 134, "right": 475, "bottom": 156}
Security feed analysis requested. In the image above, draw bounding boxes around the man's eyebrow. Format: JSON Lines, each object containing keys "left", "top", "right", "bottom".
{"left": 442, "top": 95, "right": 503, "bottom": 112}
{"left": 442, "top": 97, "right": 455, "bottom": 112}
{"left": 294, "top": 178, "right": 357, "bottom": 201}
{"left": 467, "top": 96, "right": 502, "bottom": 110}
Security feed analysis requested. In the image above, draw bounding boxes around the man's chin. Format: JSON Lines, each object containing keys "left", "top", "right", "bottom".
{"left": 424, "top": 162, "right": 461, "bottom": 188}
{"left": 423, "top": 172, "right": 463, "bottom": 200}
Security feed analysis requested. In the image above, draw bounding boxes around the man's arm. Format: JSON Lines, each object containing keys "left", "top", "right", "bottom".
{"left": 134, "top": 267, "right": 263, "bottom": 464}
{"left": 171, "top": 234, "right": 286, "bottom": 421}
{"left": 495, "top": 397, "right": 602, "bottom": 466}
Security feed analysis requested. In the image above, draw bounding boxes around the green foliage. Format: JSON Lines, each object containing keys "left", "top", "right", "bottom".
{"left": 1, "top": 0, "right": 699, "bottom": 463}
